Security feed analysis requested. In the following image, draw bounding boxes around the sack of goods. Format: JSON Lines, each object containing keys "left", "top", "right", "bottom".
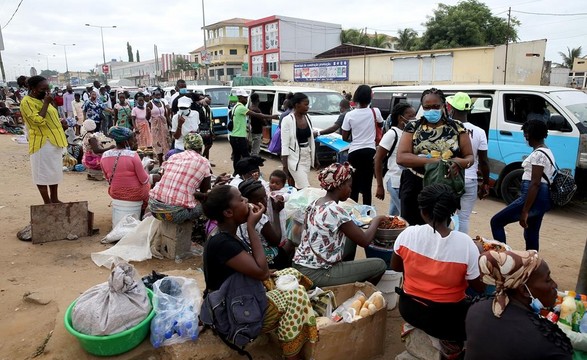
{"left": 72, "top": 262, "right": 152, "bottom": 335}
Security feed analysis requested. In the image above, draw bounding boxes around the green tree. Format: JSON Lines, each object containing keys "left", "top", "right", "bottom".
{"left": 397, "top": 28, "right": 419, "bottom": 51}
{"left": 136, "top": 50, "right": 140, "bottom": 62}
{"left": 174, "top": 56, "right": 192, "bottom": 71}
{"left": 127, "top": 42, "right": 134, "bottom": 62}
{"left": 369, "top": 33, "right": 392, "bottom": 48}
{"left": 39, "top": 69, "right": 58, "bottom": 77}
{"left": 340, "top": 28, "right": 369, "bottom": 46}
{"left": 558, "top": 46, "right": 583, "bottom": 68}
{"left": 419, "top": 0, "right": 519, "bottom": 50}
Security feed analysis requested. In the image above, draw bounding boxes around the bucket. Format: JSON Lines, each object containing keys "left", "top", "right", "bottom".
{"left": 111, "top": 199, "right": 142, "bottom": 229}
{"left": 376, "top": 270, "right": 403, "bottom": 310}
{"left": 365, "top": 244, "right": 394, "bottom": 270}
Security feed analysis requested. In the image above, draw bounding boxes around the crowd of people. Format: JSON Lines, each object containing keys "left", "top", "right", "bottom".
{"left": 15, "top": 72, "right": 577, "bottom": 359}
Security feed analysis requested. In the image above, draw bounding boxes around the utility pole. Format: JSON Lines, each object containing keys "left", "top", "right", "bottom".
{"left": 0, "top": 51, "right": 6, "bottom": 83}
{"left": 202, "top": 0, "right": 209, "bottom": 85}
{"left": 577, "top": 237, "right": 587, "bottom": 294}
{"left": 503, "top": 7, "right": 511, "bottom": 85}
{"left": 363, "top": 27, "right": 367, "bottom": 84}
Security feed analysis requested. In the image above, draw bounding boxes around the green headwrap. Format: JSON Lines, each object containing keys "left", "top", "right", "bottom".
{"left": 108, "top": 126, "right": 133, "bottom": 143}
{"left": 184, "top": 132, "right": 204, "bottom": 150}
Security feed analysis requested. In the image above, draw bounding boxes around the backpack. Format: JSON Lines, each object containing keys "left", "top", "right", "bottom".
{"left": 199, "top": 271, "right": 267, "bottom": 359}
{"left": 536, "top": 149, "right": 577, "bottom": 206}
{"left": 381, "top": 127, "right": 399, "bottom": 176}
{"left": 227, "top": 103, "right": 243, "bottom": 132}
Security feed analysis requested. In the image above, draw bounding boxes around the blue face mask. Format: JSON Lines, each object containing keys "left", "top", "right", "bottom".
{"left": 423, "top": 109, "right": 443, "bottom": 123}
{"left": 525, "top": 285, "right": 545, "bottom": 313}
{"left": 179, "top": 88, "right": 187, "bottom": 95}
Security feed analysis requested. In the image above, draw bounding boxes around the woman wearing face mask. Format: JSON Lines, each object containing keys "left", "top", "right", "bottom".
{"left": 131, "top": 95, "right": 153, "bottom": 149}
{"left": 466, "top": 250, "right": 571, "bottom": 359}
{"left": 147, "top": 90, "right": 170, "bottom": 164}
{"left": 396, "top": 88, "right": 474, "bottom": 226}
{"left": 171, "top": 96, "right": 199, "bottom": 151}
{"left": 374, "top": 102, "right": 416, "bottom": 215}
{"left": 114, "top": 93, "right": 132, "bottom": 129}
{"left": 101, "top": 126, "right": 150, "bottom": 209}
{"left": 20, "top": 76, "right": 68, "bottom": 204}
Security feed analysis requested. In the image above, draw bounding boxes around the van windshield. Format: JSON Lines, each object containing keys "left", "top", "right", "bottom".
{"left": 306, "top": 92, "right": 344, "bottom": 115}
{"left": 551, "top": 90, "right": 587, "bottom": 127}
{"left": 206, "top": 88, "right": 230, "bottom": 107}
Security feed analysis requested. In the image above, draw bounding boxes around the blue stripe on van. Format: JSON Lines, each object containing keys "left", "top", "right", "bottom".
{"left": 487, "top": 129, "right": 579, "bottom": 177}
{"left": 211, "top": 107, "right": 228, "bottom": 117}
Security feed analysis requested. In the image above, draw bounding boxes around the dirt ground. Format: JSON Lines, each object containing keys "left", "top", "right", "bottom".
{"left": 0, "top": 135, "right": 585, "bottom": 360}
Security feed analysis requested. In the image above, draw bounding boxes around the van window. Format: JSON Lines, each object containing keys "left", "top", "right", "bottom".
{"left": 468, "top": 96, "right": 493, "bottom": 138}
{"left": 372, "top": 92, "right": 392, "bottom": 119}
{"left": 254, "top": 92, "right": 275, "bottom": 115}
{"left": 306, "top": 92, "right": 343, "bottom": 115}
{"left": 205, "top": 88, "right": 230, "bottom": 106}
{"left": 277, "top": 93, "right": 287, "bottom": 111}
{"left": 503, "top": 94, "right": 572, "bottom": 132}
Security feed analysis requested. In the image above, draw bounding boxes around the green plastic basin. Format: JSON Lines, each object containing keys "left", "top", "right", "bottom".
{"left": 63, "top": 288, "right": 156, "bottom": 356}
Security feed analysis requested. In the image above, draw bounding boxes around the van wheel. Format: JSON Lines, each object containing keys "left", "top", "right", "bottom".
{"left": 500, "top": 169, "right": 524, "bottom": 204}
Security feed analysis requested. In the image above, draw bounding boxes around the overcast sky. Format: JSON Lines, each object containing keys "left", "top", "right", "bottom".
{"left": 1, "top": 0, "right": 585, "bottom": 80}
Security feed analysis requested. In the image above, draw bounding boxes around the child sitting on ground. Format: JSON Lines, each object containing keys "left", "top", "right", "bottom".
{"left": 266, "top": 170, "right": 297, "bottom": 244}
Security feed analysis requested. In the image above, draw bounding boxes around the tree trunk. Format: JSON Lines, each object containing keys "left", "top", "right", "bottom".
{"left": 577, "top": 237, "right": 587, "bottom": 294}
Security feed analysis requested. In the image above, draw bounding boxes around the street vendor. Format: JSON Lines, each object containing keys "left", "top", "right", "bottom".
{"left": 149, "top": 133, "right": 211, "bottom": 223}
{"left": 466, "top": 250, "right": 572, "bottom": 359}
{"left": 293, "top": 162, "right": 387, "bottom": 287}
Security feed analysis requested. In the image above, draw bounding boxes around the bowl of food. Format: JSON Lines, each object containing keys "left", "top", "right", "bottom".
{"left": 375, "top": 216, "right": 408, "bottom": 245}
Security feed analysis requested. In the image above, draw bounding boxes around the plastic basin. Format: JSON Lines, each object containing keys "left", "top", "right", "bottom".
{"left": 365, "top": 243, "right": 394, "bottom": 270}
{"left": 64, "top": 289, "right": 156, "bottom": 356}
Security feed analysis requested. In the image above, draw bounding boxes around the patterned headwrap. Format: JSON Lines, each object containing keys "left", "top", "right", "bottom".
{"left": 108, "top": 126, "right": 133, "bottom": 143}
{"left": 184, "top": 132, "right": 204, "bottom": 150}
{"left": 318, "top": 162, "right": 354, "bottom": 191}
{"left": 479, "top": 249, "right": 542, "bottom": 318}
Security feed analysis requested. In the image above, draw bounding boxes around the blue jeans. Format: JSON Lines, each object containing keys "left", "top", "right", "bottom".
{"left": 490, "top": 180, "right": 551, "bottom": 251}
{"left": 458, "top": 178, "right": 479, "bottom": 235}
{"left": 386, "top": 177, "right": 401, "bottom": 216}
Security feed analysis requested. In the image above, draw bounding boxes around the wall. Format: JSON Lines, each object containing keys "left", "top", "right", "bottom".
{"left": 278, "top": 16, "right": 341, "bottom": 62}
{"left": 493, "top": 39, "right": 547, "bottom": 85}
{"left": 452, "top": 48, "right": 495, "bottom": 84}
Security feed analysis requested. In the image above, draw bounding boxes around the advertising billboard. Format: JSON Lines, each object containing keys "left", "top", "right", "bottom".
{"left": 294, "top": 60, "right": 349, "bottom": 82}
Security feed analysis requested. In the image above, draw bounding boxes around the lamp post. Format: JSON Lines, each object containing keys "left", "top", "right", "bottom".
{"left": 85, "top": 24, "right": 116, "bottom": 85}
{"left": 52, "top": 43, "right": 75, "bottom": 83}
{"left": 37, "top": 53, "right": 55, "bottom": 70}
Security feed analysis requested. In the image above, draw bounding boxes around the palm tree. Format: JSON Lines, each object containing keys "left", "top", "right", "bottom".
{"left": 340, "top": 28, "right": 369, "bottom": 46}
{"left": 396, "top": 28, "right": 419, "bottom": 51}
{"left": 558, "top": 46, "right": 583, "bottom": 68}
{"left": 369, "top": 33, "right": 392, "bottom": 48}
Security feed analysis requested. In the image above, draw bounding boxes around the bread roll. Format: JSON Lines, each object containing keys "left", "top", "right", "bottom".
{"left": 359, "top": 308, "right": 370, "bottom": 318}
{"left": 368, "top": 303, "right": 377, "bottom": 315}
{"left": 351, "top": 300, "right": 362, "bottom": 314}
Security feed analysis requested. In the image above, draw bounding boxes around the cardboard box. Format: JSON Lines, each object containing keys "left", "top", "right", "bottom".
{"left": 314, "top": 282, "right": 387, "bottom": 360}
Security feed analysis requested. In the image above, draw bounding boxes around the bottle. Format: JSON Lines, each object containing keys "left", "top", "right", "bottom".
{"left": 580, "top": 313, "right": 587, "bottom": 333}
{"left": 572, "top": 295, "right": 586, "bottom": 332}
{"left": 150, "top": 316, "right": 167, "bottom": 348}
{"left": 546, "top": 305, "right": 561, "bottom": 323}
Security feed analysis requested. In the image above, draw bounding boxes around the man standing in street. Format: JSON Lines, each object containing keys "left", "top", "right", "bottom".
{"left": 447, "top": 92, "right": 490, "bottom": 235}
{"left": 314, "top": 99, "right": 350, "bottom": 137}
{"left": 171, "top": 96, "right": 200, "bottom": 150}
{"left": 248, "top": 92, "right": 278, "bottom": 156}
{"left": 99, "top": 86, "right": 113, "bottom": 131}
{"left": 83, "top": 91, "right": 110, "bottom": 134}
{"left": 63, "top": 85, "right": 75, "bottom": 120}
{"left": 171, "top": 79, "right": 188, "bottom": 115}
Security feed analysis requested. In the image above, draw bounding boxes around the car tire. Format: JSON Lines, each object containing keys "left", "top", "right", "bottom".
{"left": 500, "top": 169, "right": 524, "bottom": 204}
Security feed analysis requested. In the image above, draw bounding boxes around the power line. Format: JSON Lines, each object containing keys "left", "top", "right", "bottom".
{"left": 512, "top": 10, "right": 587, "bottom": 16}
{"left": 2, "top": 0, "right": 24, "bottom": 30}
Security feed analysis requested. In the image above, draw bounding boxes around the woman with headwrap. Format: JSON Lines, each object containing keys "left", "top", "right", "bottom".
{"left": 82, "top": 119, "right": 114, "bottom": 181}
{"left": 466, "top": 250, "right": 571, "bottom": 359}
{"left": 292, "top": 162, "right": 387, "bottom": 287}
{"left": 101, "top": 126, "right": 150, "bottom": 208}
{"left": 149, "top": 133, "right": 211, "bottom": 224}
{"left": 236, "top": 178, "right": 293, "bottom": 270}
{"left": 390, "top": 183, "right": 483, "bottom": 356}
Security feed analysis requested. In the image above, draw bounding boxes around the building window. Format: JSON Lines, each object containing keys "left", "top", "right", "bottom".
{"left": 225, "top": 26, "right": 240, "bottom": 37}
{"left": 229, "top": 49, "right": 238, "bottom": 55}
{"left": 251, "top": 26, "right": 263, "bottom": 52}
{"left": 252, "top": 55, "right": 264, "bottom": 76}
{"left": 219, "top": 50, "right": 223, "bottom": 55}
{"left": 266, "top": 53, "right": 279, "bottom": 73}
{"left": 265, "top": 22, "right": 279, "bottom": 50}
{"left": 227, "top": 68, "right": 235, "bottom": 76}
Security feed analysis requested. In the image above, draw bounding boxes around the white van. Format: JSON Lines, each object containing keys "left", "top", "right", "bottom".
{"left": 233, "top": 86, "right": 345, "bottom": 161}
{"left": 372, "top": 85, "right": 587, "bottom": 203}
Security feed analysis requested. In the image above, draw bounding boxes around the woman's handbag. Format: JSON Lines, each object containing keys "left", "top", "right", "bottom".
{"left": 423, "top": 160, "right": 465, "bottom": 197}
{"left": 267, "top": 126, "right": 281, "bottom": 154}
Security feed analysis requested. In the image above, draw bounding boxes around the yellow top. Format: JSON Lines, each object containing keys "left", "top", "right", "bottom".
{"left": 20, "top": 95, "right": 67, "bottom": 154}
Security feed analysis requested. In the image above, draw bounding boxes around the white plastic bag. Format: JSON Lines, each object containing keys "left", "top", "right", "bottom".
{"left": 101, "top": 214, "right": 141, "bottom": 244}
{"left": 150, "top": 276, "right": 203, "bottom": 348}
{"left": 71, "top": 262, "right": 152, "bottom": 335}
{"left": 91, "top": 216, "right": 160, "bottom": 268}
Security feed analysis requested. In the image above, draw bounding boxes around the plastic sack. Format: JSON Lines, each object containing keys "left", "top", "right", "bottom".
{"left": 285, "top": 187, "right": 326, "bottom": 224}
{"left": 63, "top": 152, "right": 77, "bottom": 169}
{"left": 91, "top": 216, "right": 160, "bottom": 268}
{"left": 150, "top": 276, "right": 203, "bottom": 348}
{"left": 331, "top": 290, "right": 366, "bottom": 323}
{"left": 101, "top": 214, "right": 141, "bottom": 244}
{"left": 308, "top": 287, "right": 336, "bottom": 318}
{"left": 71, "top": 261, "right": 152, "bottom": 335}
{"left": 558, "top": 322, "right": 587, "bottom": 352}
{"left": 348, "top": 205, "right": 377, "bottom": 226}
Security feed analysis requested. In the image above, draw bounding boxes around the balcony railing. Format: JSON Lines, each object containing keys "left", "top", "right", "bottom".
{"left": 206, "top": 36, "right": 248, "bottom": 47}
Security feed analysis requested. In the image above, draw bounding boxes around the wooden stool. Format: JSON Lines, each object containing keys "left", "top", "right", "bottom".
{"left": 158, "top": 221, "right": 193, "bottom": 260}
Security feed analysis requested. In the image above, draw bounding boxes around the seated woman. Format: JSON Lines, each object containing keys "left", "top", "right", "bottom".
{"left": 237, "top": 178, "right": 293, "bottom": 270}
{"left": 293, "top": 162, "right": 388, "bottom": 287}
{"left": 82, "top": 120, "right": 114, "bottom": 181}
{"left": 149, "top": 133, "right": 211, "bottom": 224}
{"left": 200, "top": 185, "right": 318, "bottom": 360}
{"left": 101, "top": 126, "right": 150, "bottom": 208}
{"left": 466, "top": 250, "right": 571, "bottom": 359}
{"left": 391, "top": 183, "right": 483, "bottom": 356}
{"left": 229, "top": 155, "right": 266, "bottom": 188}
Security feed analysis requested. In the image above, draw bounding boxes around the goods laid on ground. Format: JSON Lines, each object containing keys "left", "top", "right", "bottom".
{"left": 548, "top": 290, "right": 587, "bottom": 357}
{"left": 330, "top": 290, "right": 386, "bottom": 323}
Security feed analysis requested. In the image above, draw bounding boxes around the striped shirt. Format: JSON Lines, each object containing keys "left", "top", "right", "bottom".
{"left": 20, "top": 96, "right": 67, "bottom": 154}
{"left": 149, "top": 150, "right": 211, "bottom": 208}
{"left": 394, "top": 225, "right": 480, "bottom": 303}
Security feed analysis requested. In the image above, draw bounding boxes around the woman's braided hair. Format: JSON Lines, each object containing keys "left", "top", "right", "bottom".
{"left": 417, "top": 183, "right": 461, "bottom": 231}
{"left": 420, "top": 87, "right": 448, "bottom": 116}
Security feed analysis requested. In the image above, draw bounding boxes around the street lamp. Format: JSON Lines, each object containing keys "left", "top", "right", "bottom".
{"left": 85, "top": 24, "right": 117, "bottom": 84}
{"left": 37, "top": 53, "right": 55, "bottom": 70}
{"left": 53, "top": 43, "right": 75, "bottom": 83}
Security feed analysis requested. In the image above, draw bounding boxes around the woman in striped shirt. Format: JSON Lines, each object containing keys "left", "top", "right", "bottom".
{"left": 20, "top": 76, "right": 68, "bottom": 204}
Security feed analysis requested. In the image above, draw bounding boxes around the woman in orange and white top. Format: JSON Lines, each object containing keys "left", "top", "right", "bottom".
{"left": 391, "top": 183, "right": 484, "bottom": 355}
